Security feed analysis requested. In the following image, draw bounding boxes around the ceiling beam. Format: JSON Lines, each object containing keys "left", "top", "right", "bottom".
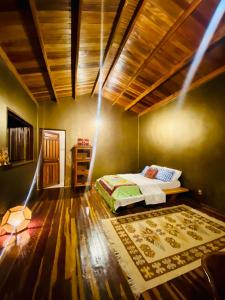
{"left": 91, "top": 0, "right": 126, "bottom": 96}
{"left": 139, "top": 64, "right": 225, "bottom": 117}
{"left": 125, "top": 27, "right": 225, "bottom": 111}
{"left": 112, "top": 0, "right": 202, "bottom": 106}
{"left": 0, "top": 46, "right": 38, "bottom": 106}
{"left": 29, "top": 0, "right": 59, "bottom": 103}
{"left": 100, "top": 0, "right": 147, "bottom": 91}
{"left": 72, "top": 0, "right": 82, "bottom": 99}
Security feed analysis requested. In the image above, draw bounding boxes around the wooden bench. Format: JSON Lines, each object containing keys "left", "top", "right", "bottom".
{"left": 163, "top": 187, "right": 189, "bottom": 195}
{"left": 163, "top": 187, "right": 189, "bottom": 201}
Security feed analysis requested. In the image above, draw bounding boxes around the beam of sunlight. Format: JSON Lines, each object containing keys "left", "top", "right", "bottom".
{"left": 86, "top": 0, "right": 104, "bottom": 189}
{"left": 0, "top": 231, "right": 15, "bottom": 260}
{"left": 177, "top": 0, "right": 225, "bottom": 107}
{"left": 0, "top": 0, "right": 105, "bottom": 261}
{"left": 0, "top": 143, "right": 42, "bottom": 262}
{"left": 23, "top": 143, "right": 43, "bottom": 207}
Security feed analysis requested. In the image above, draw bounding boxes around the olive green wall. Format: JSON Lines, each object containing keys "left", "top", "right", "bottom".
{"left": 0, "top": 58, "right": 38, "bottom": 213}
{"left": 139, "top": 74, "right": 225, "bottom": 213}
{"left": 38, "top": 95, "right": 138, "bottom": 186}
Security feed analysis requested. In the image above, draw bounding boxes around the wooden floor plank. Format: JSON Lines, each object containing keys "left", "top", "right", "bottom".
{"left": 0, "top": 187, "right": 223, "bottom": 299}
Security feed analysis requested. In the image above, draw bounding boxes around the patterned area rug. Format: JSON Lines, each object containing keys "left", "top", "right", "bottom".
{"left": 102, "top": 205, "right": 225, "bottom": 296}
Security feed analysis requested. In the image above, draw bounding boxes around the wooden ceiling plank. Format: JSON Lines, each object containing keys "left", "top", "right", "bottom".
{"left": 139, "top": 64, "right": 225, "bottom": 117}
{"left": 101, "top": 0, "right": 147, "bottom": 91}
{"left": 112, "top": 0, "right": 202, "bottom": 107}
{"left": 0, "top": 46, "right": 38, "bottom": 106}
{"left": 72, "top": 0, "right": 82, "bottom": 99}
{"left": 29, "top": 0, "right": 59, "bottom": 103}
{"left": 125, "top": 24, "right": 225, "bottom": 111}
{"left": 90, "top": 0, "right": 126, "bottom": 96}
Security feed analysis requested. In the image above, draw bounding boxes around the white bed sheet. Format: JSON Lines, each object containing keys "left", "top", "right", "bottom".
{"left": 119, "top": 173, "right": 181, "bottom": 189}
{"left": 112, "top": 173, "right": 180, "bottom": 211}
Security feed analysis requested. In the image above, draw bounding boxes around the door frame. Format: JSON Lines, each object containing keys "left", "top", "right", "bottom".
{"left": 39, "top": 128, "right": 66, "bottom": 189}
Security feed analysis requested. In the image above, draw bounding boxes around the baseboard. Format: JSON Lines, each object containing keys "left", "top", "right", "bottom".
{"left": 183, "top": 197, "right": 225, "bottom": 221}
{"left": 200, "top": 202, "right": 225, "bottom": 221}
{"left": 37, "top": 185, "right": 71, "bottom": 191}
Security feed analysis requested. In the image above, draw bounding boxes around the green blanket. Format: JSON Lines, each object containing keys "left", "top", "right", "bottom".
{"left": 95, "top": 179, "right": 141, "bottom": 213}
{"left": 101, "top": 175, "right": 133, "bottom": 189}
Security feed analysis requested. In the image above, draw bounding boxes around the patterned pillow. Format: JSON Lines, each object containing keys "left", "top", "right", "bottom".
{"left": 155, "top": 168, "right": 175, "bottom": 182}
{"left": 145, "top": 167, "right": 158, "bottom": 179}
{"left": 141, "top": 166, "right": 150, "bottom": 175}
{"left": 164, "top": 166, "right": 182, "bottom": 181}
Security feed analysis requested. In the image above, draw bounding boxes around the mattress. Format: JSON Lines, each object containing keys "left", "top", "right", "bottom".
{"left": 96, "top": 173, "right": 181, "bottom": 212}
{"left": 119, "top": 173, "right": 181, "bottom": 189}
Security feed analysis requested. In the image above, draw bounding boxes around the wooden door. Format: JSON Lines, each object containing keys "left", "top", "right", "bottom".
{"left": 42, "top": 131, "right": 60, "bottom": 188}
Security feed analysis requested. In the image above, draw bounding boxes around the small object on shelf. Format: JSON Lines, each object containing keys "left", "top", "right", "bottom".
{"left": 77, "top": 138, "right": 90, "bottom": 146}
{"left": 84, "top": 138, "right": 89, "bottom": 146}
{"left": 77, "top": 138, "right": 83, "bottom": 146}
{"left": 72, "top": 145, "right": 92, "bottom": 188}
{"left": 0, "top": 147, "right": 10, "bottom": 166}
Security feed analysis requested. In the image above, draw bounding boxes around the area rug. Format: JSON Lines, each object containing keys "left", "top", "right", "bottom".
{"left": 102, "top": 205, "right": 225, "bottom": 296}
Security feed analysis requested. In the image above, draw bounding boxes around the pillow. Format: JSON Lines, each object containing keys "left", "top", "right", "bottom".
{"left": 163, "top": 167, "right": 182, "bottom": 181}
{"left": 145, "top": 167, "right": 158, "bottom": 179}
{"left": 141, "top": 166, "right": 150, "bottom": 175}
{"left": 151, "top": 164, "right": 182, "bottom": 181}
{"left": 155, "top": 168, "right": 175, "bottom": 182}
{"left": 150, "top": 164, "right": 164, "bottom": 171}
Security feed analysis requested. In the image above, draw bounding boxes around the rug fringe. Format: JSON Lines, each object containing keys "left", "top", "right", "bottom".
{"left": 101, "top": 205, "right": 225, "bottom": 298}
{"left": 102, "top": 222, "right": 141, "bottom": 299}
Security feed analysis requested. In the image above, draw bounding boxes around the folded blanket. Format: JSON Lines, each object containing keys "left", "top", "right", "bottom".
{"left": 120, "top": 174, "right": 166, "bottom": 204}
{"left": 97, "top": 174, "right": 166, "bottom": 212}
{"left": 99, "top": 175, "right": 135, "bottom": 195}
{"left": 138, "top": 184, "right": 166, "bottom": 204}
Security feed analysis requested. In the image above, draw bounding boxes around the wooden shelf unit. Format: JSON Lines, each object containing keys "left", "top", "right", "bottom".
{"left": 72, "top": 145, "right": 92, "bottom": 188}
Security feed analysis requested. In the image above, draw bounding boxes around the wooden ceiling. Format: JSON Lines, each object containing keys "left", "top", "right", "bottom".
{"left": 0, "top": 0, "right": 225, "bottom": 114}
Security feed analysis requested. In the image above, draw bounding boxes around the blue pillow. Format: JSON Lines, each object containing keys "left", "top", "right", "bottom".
{"left": 141, "top": 166, "right": 149, "bottom": 175}
{"left": 155, "top": 168, "right": 175, "bottom": 182}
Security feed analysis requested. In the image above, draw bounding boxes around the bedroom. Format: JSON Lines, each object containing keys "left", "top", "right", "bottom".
{"left": 0, "top": 0, "right": 225, "bottom": 299}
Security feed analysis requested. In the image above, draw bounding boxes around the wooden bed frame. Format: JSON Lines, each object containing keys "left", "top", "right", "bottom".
{"left": 95, "top": 178, "right": 189, "bottom": 212}
{"left": 163, "top": 187, "right": 189, "bottom": 201}
{"left": 163, "top": 187, "right": 189, "bottom": 195}
{"left": 113, "top": 187, "right": 190, "bottom": 212}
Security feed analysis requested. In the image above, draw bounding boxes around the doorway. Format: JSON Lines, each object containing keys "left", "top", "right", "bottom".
{"left": 40, "top": 129, "right": 66, "bottom": 189}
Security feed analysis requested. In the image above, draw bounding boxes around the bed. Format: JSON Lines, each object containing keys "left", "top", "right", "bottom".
{"left": 95, "top": 165, "right": 186, "bottom": 212}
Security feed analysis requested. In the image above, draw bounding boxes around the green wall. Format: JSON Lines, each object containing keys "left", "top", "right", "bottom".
{"left": 139, "top": 74, "right": 225, "bottom": 213}
{"left": 38, "top": 95, "right": 138, "bottom": 186}
{"left": 2, "top": 48, "right": 224, "bottom": 215}
{"left": 0, "top": 58, "right": 38, "bottom": 213}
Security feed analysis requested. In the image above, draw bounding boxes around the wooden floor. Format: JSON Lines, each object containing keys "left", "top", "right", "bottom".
{"left": 0, "top": 188, "right": 219, "bottom": 300}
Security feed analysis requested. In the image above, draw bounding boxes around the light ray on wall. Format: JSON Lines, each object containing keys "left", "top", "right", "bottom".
{"left": 177, "top": 0, "right": 225, "bottom": 107}
{"left": 0, "top": 143, "right": 43, "bottom": 262}
{"left": 86, "top": 0, "right": 104, "bottom": 188}
{"left": 23, "top": 144, "right": 43, "bottom": 207}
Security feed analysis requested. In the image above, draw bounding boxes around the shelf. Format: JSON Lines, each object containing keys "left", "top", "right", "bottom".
{"left": 75, "top": 182, "right": 91, "bottom": 187}
{"left": 76, "top": 170, "right": 89, "bottom": 175}
{"left": 76, "top": 158, "right": 91, "bottom": 162}
{"left": 73, "top": 145, "right": 92, "bottom": 188}
{"left": 1, "top": 160, "right": 34, "bottom": 169}
{"left": 75, "top": 146, "right": 92, "bottom": 149}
